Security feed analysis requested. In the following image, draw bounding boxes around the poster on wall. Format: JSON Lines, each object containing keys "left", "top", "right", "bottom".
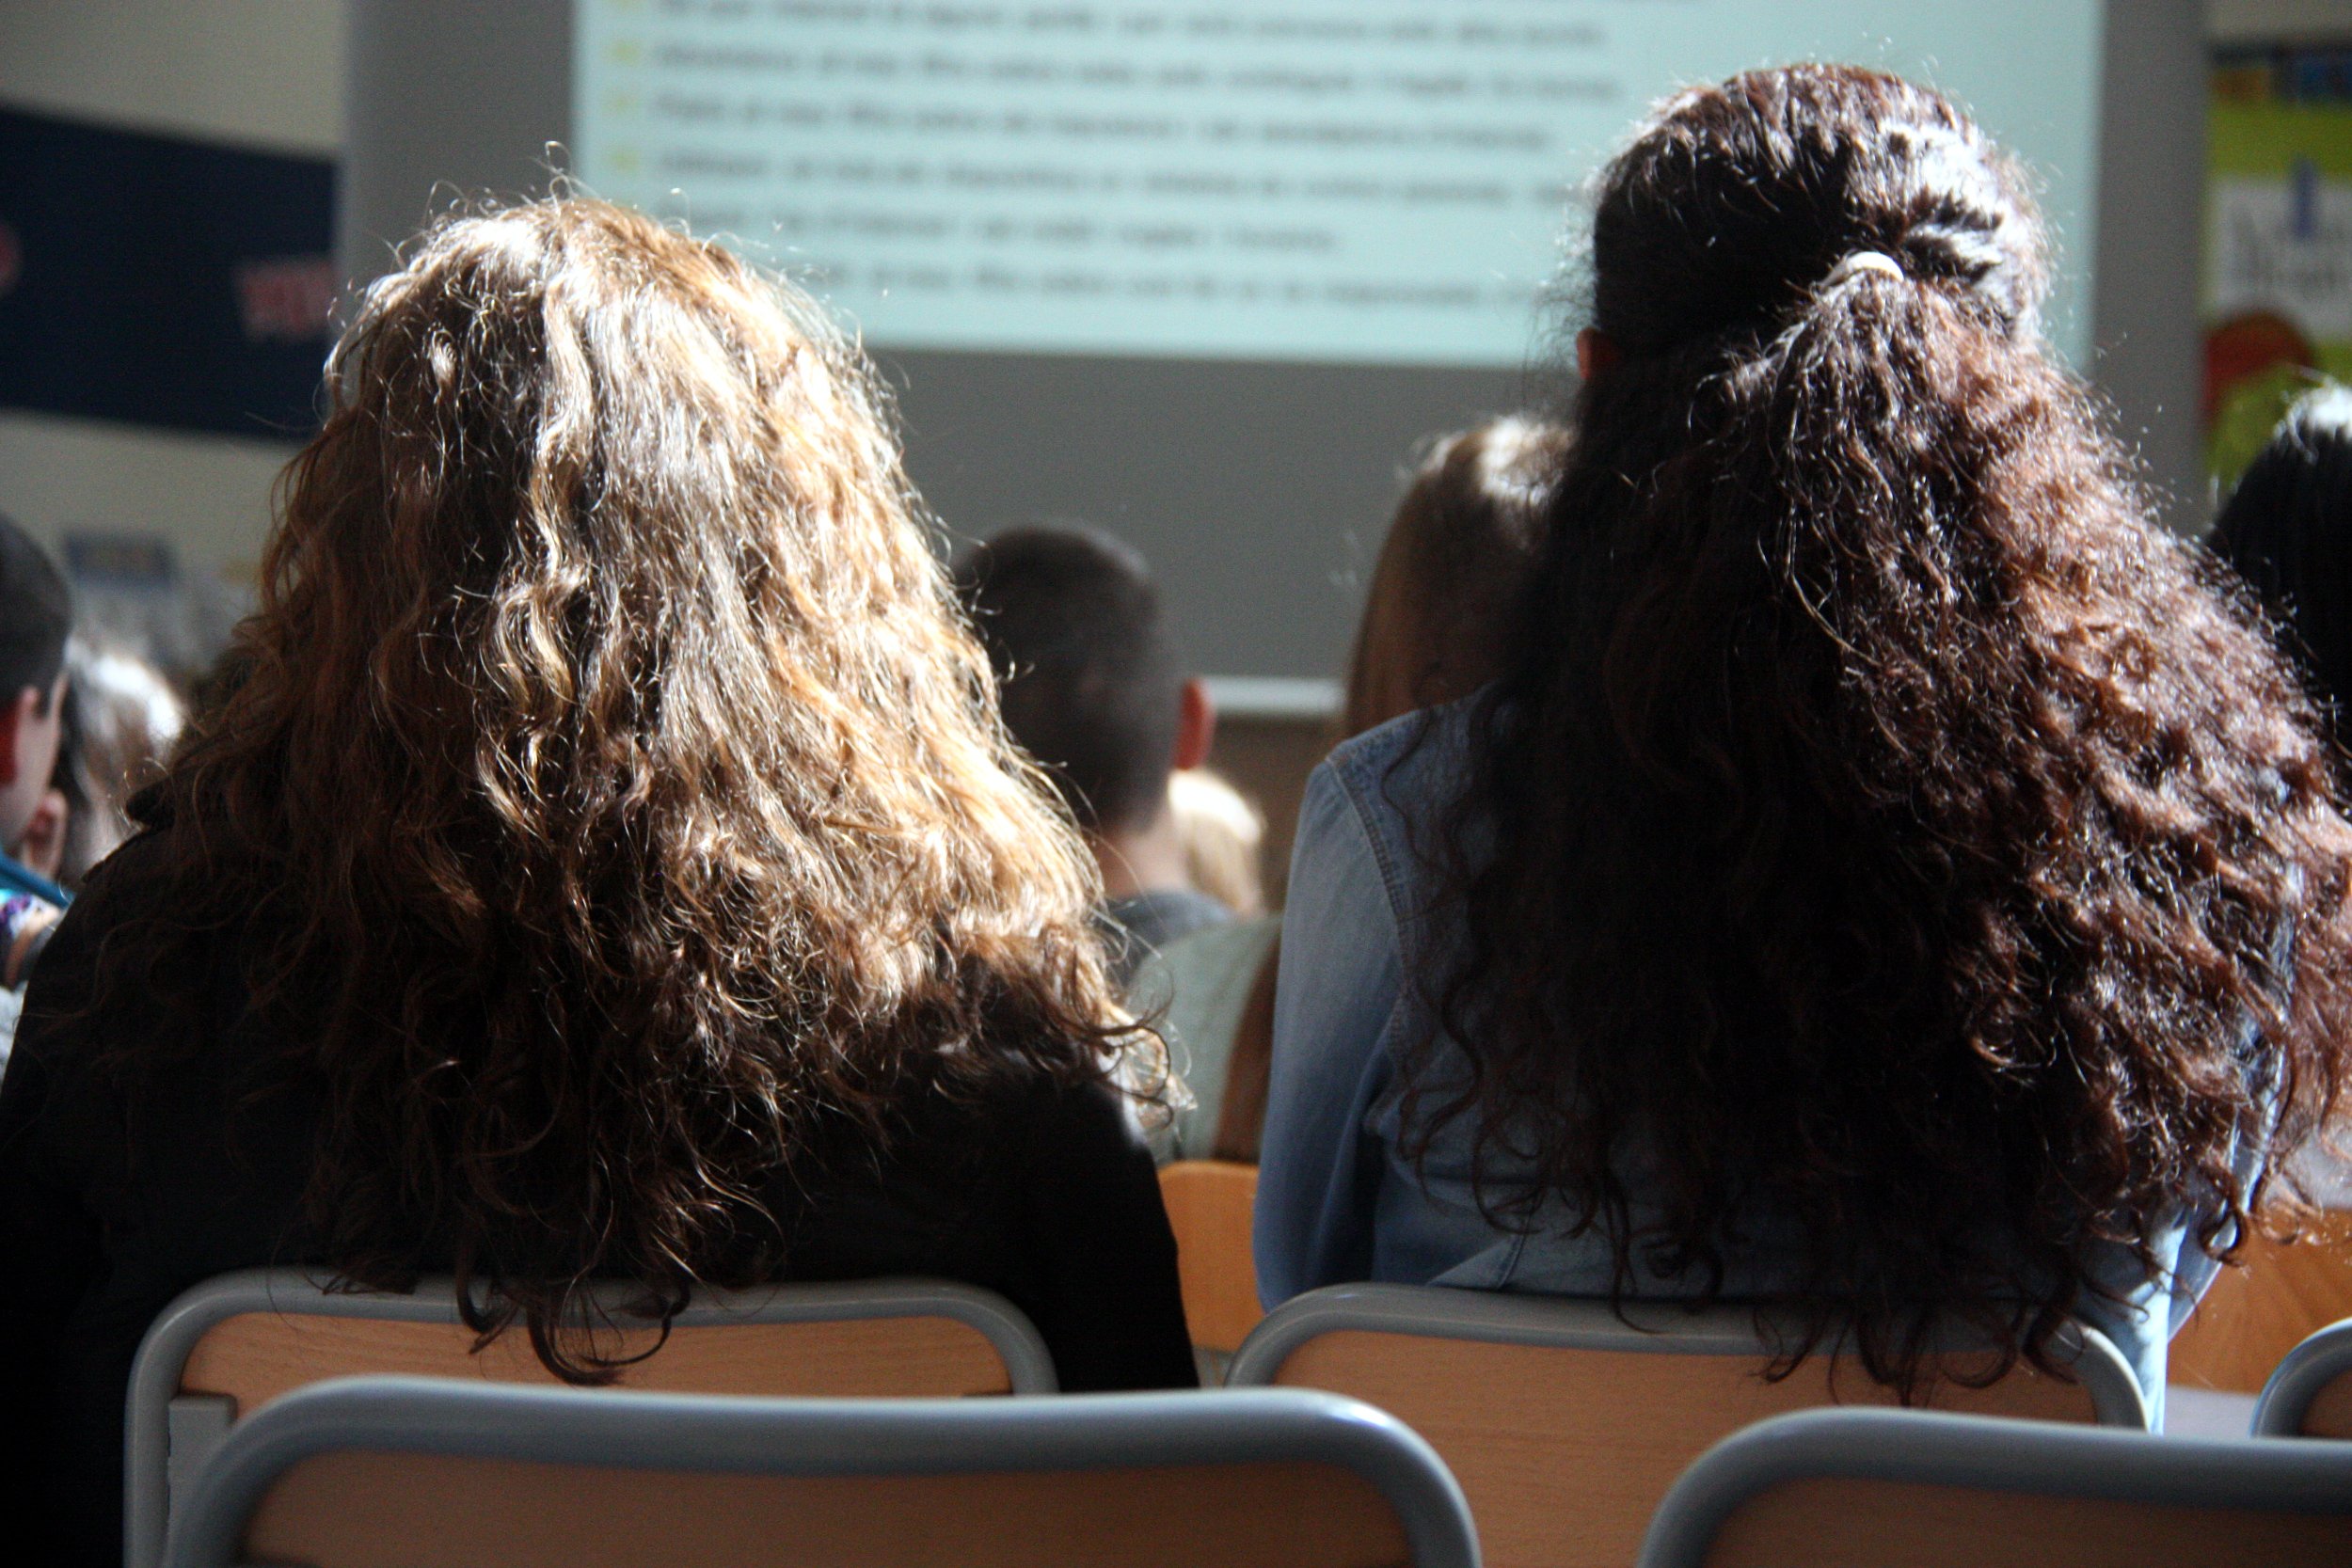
{"left": 0, "top": 109, "right": 336, "bottom": 439}
{"left": 2204, "top": 46, "right": 2352, "bottom": 487}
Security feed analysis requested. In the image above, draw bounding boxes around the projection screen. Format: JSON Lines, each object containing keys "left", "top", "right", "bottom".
{"left": 344, "top": 0, "right": 2204, "bottom": 698}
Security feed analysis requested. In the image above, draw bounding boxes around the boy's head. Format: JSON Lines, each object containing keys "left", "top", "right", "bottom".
{"left": 953, "top": 524, "right": 1209, "bottom": 838}
{"left": 0, "top": 515, "right": 72, "bottom": 860}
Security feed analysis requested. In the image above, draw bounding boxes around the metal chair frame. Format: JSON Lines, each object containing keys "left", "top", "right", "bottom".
{"left": 1226, "top": 1282, "right": 2150, "bottom": 1428}
{"left": 2253, "top": 1314, "right": 2352, "bottom": 1436}
{"left": 160, "top": 1374, "right": 1482, "bottom": 1568}
{"left": 1636, "top": 1405, "right": 2352, "bottom": 1568}
{"left": 126, "top": 1267, "right": 1057, "bottom": 1568}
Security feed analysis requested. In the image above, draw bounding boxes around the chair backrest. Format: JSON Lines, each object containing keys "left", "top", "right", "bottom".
{"left": 2254, "top": 1315, "right": 2352, "bottom": 1437}
{"left": 1638, "top": 1405, "right": 2352, "bottom": 1568}
{"left": 161, "top": 1375, "right": 1481, "bottom": 1568}
{"left": 1158, "top": 1160, "right": 1264, "bottom": 1357}
{"left": 128, "top": 1269, "right": 1056, "bottom": 1568}
{"left": 2169, "top": 1214, "right": 2352, "bottom": 1394}
{"left": 1225, "top": 1284, "right": 2144, "bottom": 1568}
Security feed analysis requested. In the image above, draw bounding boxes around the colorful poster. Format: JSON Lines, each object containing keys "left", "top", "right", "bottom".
{"left": 2204, "top": 49, "right": 2352, "bottom": 486}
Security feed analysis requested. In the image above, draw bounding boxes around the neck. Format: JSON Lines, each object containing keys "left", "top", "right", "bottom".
{"left": 1091, "top": 805, "right": 1188, "bottom": 902}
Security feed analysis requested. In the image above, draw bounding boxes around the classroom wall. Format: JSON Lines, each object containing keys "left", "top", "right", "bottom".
{"left": 0, "top": 0, "right": 345, "bottom": 579}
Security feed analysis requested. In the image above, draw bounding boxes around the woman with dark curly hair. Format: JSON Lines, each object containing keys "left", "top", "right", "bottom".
{"left": 1258, "top": 65, "right": 2352, "bottom": 1422}
{"left": 0, "top": 198, "right": 1194, "bottom": 1563}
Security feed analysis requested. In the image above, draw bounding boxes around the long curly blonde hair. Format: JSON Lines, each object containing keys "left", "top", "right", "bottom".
{"left": 95, "top": 198, "right": 1154, "bottom": 1375}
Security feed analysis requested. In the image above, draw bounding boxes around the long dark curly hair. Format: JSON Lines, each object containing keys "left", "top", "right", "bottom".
{"left": 82, "top": 199, "right": 1155, "bottom": 1377}
{"left": 1416, "top": 66, "right": 2352, "bottom": 1393}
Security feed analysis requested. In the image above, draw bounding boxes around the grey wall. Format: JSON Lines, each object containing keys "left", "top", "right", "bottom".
{"left": 340, "top": 0, "right": 575, "bottom": 283}
{"left": 2090, "top": 0, "right": 2211, "bottom": 527}
{"left": 882, "top": 348, "right": 1530, "bottom": 685}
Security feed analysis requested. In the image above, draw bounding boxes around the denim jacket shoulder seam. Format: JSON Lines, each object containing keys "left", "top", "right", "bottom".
{"left": 1330, "top": 752, "right": 1416, "bottom": 957}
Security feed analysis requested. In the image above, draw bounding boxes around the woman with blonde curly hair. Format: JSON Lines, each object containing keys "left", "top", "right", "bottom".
{"left": 0, "top": 198, "right": 1195, "bottom": 1563}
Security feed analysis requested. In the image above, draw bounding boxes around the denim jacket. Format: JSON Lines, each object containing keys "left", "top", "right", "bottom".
{"left": 1257, "top": 697, "right": 2254, "bottom": 1426}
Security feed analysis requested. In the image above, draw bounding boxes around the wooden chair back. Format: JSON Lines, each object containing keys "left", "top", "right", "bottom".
{"left": 162, "top": 1377, "right": 1481, "bottom": 1568}
{"left": 1638, "top": 1407, "right": 2352, "bottom": 1568}
{"left": 129, "top": 1269, "right": 1055, "bottom": 1568}
{"left": 2169, "top": 1212, "right": 2352, "bottom": 1395}
{"left": 2254, "top": 1316, "right": 2352, "bottom": 1438}
{"left": 1159, "top": 1159, "right": 1264, "bottom": 1355}
{"left": 1227, "top": 1284, "right": 2144, "bottom": 1568}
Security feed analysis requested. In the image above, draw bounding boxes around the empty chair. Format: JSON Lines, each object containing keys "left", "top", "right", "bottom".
{"left": 1159, "top": 1160, "right": 1265, "bottom": 1369}
{"left": 128, "top": 1268, "right": 1056, "bottom": 1568}
{"left": 161, "top": 1375, "right": 1479, "bottom": 1568}
{"left": 2255, "top": 1315, "right": 2352, "bottom": 1437}
{"left": 1638, "top": 1405, "right": 2352, "bottom": 1568}
{"left": 1227, "top": 1283, "right": 2144, "bottom": 1568}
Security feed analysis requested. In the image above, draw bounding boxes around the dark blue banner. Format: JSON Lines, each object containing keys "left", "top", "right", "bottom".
{"left": 0, "top": 108, "right": 337, "bottom": 439}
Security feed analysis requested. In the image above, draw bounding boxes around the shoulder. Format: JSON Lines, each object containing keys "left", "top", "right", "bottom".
{"left": 1146, "top": 915, "right": 1279, "bottom": 1011}
{"left": 968, "top": 1064, "right": 1157, "bottom": 1165}
{"left": 977, "top": 1067, "right": 1170, "bottom": 1236}
{"left": 1325, "top": 691, "right": 1480, "bottom": 797}
{"left": 1101, "top": 887, "right": 1232, "bottom": 973}
{"left": 1301, "top": 691, "right": 1486, "bottom": 932}
{"left": 14, "top": 825, "right": 214, "bottom": 1078}
{"left": 43, "top": 824, "right": 179, "bottom": 935}
{"left": 1323, "top": 694, "right": 1482, "bottom": 844}
{"left": 23, "top": 829, "right": 179, "bottom": 991}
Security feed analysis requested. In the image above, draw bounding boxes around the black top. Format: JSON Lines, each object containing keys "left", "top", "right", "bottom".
{"left": 0, "top": 830, "right": 1198, "bottom": 1568}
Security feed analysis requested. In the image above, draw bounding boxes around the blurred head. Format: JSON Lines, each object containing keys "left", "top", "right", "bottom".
{"left": 1344, "top": 417, "right": 1567, "bottom": 738}
{"left": 1212, "top": 417, "right": 1565, "bottom": 1161}
{"left": 2211, "top": 384, "right": 2352, "bottom": 714}
{"left": 1426, "top": 66, "right": 2352, "bottom": 1393}
{"left": 954, "top": 524, "right": 1211, "bottom": 837}
{"left": 92, "top": 198, "right": 1147, "bottom": 1374}
{"left": 51, "top": 640, "right": 186, "bottom": 887}
{"left": 0, "top": 513, "right": 72, "bottom": 857}
{"left": 1167, "top": 767, "right": 1264, "bottom": 918}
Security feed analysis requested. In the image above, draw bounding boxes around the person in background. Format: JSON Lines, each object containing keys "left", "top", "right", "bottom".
{"left": 1337, "top": 418, "right": 1572, "bottom": 742}
{"left": 954, "top": 525, "right": 1227, "bottom": 983}
{"left": 2210, "top": 384, "right": 2352, "bottom": 718}
{"left": 1259, "top": 65, "right": 2352, "bottom": 1423}
{"left": 1144, "top": 765, "right": 1275, "bottom": 1162}
{"left": 50, "top": 640, "right": 187, "bottom": 890}
{"left": 0, "top": 198, "right": 1196, "bottom": 1565}
{"left": 2206, "top": 386, "right": 2352, "bottom": 1212}
{"left": 9, "top": 777, "right": 68, "bottom": 894}
{"left": 0, "top": 515, "right": 74, "bottom": 1069}
{"left": 1168, "top": 767, "right": 1266, "bottom": 919}
{"left": 1140, "top": 417, "right": 1565, "bottom": 1163}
